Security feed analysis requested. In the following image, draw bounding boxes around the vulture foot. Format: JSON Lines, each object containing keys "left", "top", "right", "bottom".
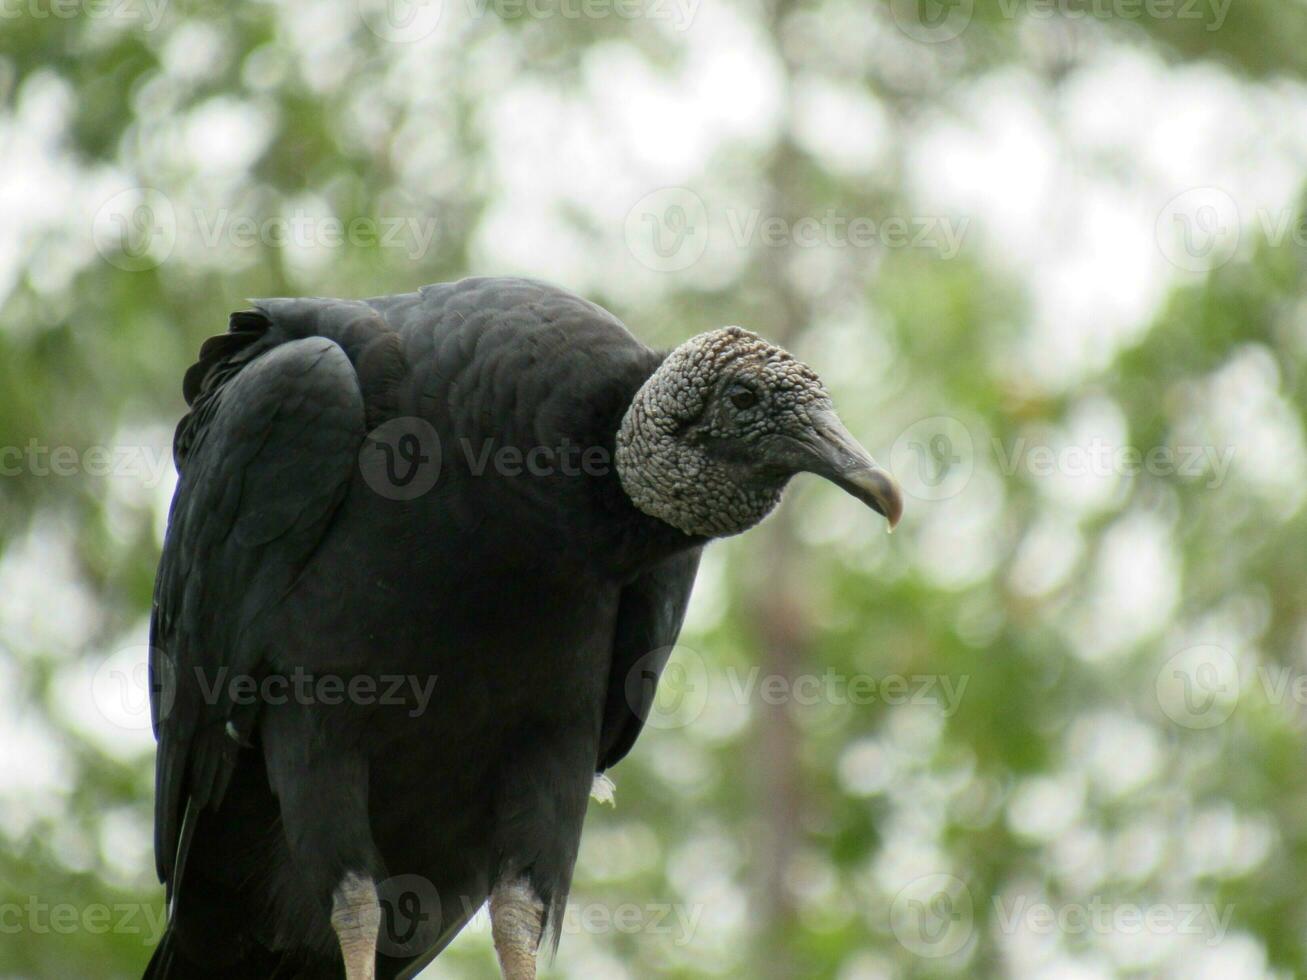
{"left": 331, "top": 872, "right": 381, "bottom": 980}
{"left": 490, "top": 878, "right": 545, "bottom": 980}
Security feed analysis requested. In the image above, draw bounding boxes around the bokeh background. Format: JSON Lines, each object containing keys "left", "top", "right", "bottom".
{"left": 3, "top": 0, "right": 1307, "bottom": 976}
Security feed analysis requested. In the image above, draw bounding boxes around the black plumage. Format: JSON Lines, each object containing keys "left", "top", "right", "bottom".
{"left": 144, "top": 277, "right": 900, "bottom": 979}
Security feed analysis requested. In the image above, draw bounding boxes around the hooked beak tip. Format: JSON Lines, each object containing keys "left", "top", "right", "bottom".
{"left": 839, "top": 465, "right": 903, "bottom": 531}
{"left": 801, "top": 411, "right": 904, "bottom": 531}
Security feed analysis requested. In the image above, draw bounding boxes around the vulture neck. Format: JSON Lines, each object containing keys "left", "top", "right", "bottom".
{"left": 612, "top": 345, "right": 785, "bottom": 542}
{"left": 583, "top": 350, "right": 709, "bottom": 576}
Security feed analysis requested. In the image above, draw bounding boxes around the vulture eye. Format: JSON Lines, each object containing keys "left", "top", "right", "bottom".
{"left": 728, "top": 386, "right": 758, "bottom": 411}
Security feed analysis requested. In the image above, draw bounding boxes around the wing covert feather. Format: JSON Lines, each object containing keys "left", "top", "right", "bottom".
{"left": 150, "top": 335, "right": 366, "bottom": 890}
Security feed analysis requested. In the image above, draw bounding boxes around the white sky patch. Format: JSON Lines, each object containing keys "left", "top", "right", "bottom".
{"left": 886, "top": 697, "right": 947, "bottom": 760}
{"left": 1007, "top": 771, "right": 1086, "bottom": 843}
{"left": 269, "top": 0, "right": 360, "bottom": 95}
{"left": 0, "top": 660, "right": 74, "bottom": 839}
{"left": 157, "top": 21, "right": 230, "bottom": 84}
{"left": 1010, "top": 394, "right": 1130, "bottom": 516}
{"left": 906, "top": 44, "right": 1307, "bottom": 393}
{"left": 275, "top": 190, "right": 339, "bottom": 281}
{"left": 1048, "top": 822, "right": 1109, "bottom": 897}
{"left": 694, "top": 674, "right": 751, "bottom": 742}
{"left": 837, "top": 737, "right": 896, "bottom": 798}
{"left": 1017, "top": 182, "right": 1170, "bottom": 388}
{"left": 1007, "top": 946, "right": 1118, "bottom": 980}
{"left": 1108, "top": 815, "right": 1168, "bottom": 884}
{"left": 1182, "top": 804, "right": 1276, "bottom": 881}
{"left": 906, "top": 67, "right": 1060, "bottom": 271}
{"left": 870, "top": 835, "right": 955, "bottom": 904}
{"left": 1068, "top": 711, "right": 1162, "bottom": 800}
{"left": 644, "top": 733, "right": 713, "bottom": 795}
{"left": 38, "top": 616, "right": 158, "bottom": 775}
{"left": 50, "top": 628, "right": 159, "bottom": 763}
{"left": 681, "top": 546, "right": 726, "bottom": 634}
{"left": 0, "top": 72, "right": 89, "bottom": 309}
{"left": 913, "top": 468, "right": 1006, "bottom": 590}
{"left": 0, "top": 524, "right": 100, "bottom": 657}
{"left": 101, "top": 423, "right": 175, "bottom": 546}
{"left": 657, "top": 830, "right": 748, "bottom": 971}
{"left": 791, "top": 74, "right": 892, "bottom": 177}
{"left": 575, "top": 822, "right": 663, "bottom": 882}
{"left": 152, "top": 461, "right": 178, "bottom": 547}
{"left": 666, "top": 829, "right": 742, "bottom": 895}
{"left": 1158, "top": 931, "right": 1270, "bottom": 980}
{"left": 98, "top": 805, "right": 155, "bottom": 887}
{"left": 559, "top": 949, "right": 632, "bottom": 980}
{"left": 836, "top": 952, "right": 895, "bottom": 980}
{"left": 670, "top": 876, "right": 747, "bottom": 969}
{"left": 1064, "top": 511, "right": 1179, "bottom": 662}
{"left": 471, "top": 191, "right": 595, "bottom": 288}
{"left": 472, "top": 10, "right": 782, "bottom": 291}
{"left": 1008, "top": 511, "right": 1084, "bottom": 598}
{"left": 183, "top": 96, "right": 276, "bottom": 178}
{"left": 1202, "top": 346, "right": 1307, "bottom": 518}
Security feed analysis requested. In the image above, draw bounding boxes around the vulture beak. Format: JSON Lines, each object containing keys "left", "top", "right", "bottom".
{"left": 798, "top": 411, "right": 903, "bottom": 530}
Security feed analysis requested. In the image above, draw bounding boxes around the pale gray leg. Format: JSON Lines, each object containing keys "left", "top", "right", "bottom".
{"left": 490, "top": 877, "right": 545, "bottom": 980}
{"left": 331, "top": 871, "right": 381, "bottom": 980}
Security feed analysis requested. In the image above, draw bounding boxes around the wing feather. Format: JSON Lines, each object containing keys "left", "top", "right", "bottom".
{"left": 598, "top": 548, "right": 702, "bottom": 772}
{"left": 151, "top": 325, "right": 368, "bottom": 894}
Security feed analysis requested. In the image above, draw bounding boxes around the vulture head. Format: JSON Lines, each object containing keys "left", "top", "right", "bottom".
{"left": 615, "top": 326, "right": 903, "bottom": 538}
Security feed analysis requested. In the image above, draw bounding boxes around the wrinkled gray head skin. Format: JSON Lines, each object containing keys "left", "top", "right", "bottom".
{"left": 616, "top": 327, "right": 902, "bottom": 538}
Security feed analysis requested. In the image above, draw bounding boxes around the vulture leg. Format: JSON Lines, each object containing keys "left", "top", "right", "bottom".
{"left": 263, "top": 709, "right": 385, "bottom": 980}
{"left": 331, "top": 872, "right": 382, "bottom": 980}
{"left": 490, "top": 878, "right": 545, "bottom": 980}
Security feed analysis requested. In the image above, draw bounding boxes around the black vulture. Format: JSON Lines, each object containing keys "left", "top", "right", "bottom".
{"left": 143, "top": 277, "right": 901, "bottom": 980}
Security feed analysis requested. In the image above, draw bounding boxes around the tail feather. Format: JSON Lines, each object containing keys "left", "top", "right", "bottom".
{"left": 144, "top": 920, "right": 339, "bottom": 980}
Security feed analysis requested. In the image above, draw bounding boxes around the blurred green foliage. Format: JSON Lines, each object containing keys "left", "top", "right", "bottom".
{"left": 2, "top": 0, "right": 1307, "bottom": 977}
